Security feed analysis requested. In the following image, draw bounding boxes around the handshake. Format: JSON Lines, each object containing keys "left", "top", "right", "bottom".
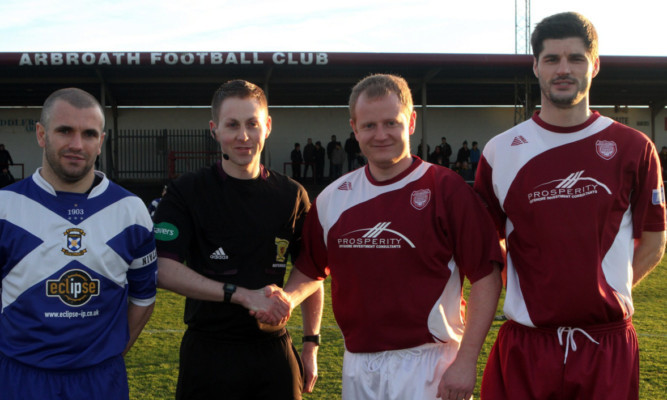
{"left": 246, "top": 284, "right": 293, "bottom": 330}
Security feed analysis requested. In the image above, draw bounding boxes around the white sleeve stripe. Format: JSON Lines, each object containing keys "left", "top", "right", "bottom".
{"left": 129, "top": 295, "right": 156, "bottom": 306}
{"left": 130, "top": 249, "right": 157, "bottom": 270}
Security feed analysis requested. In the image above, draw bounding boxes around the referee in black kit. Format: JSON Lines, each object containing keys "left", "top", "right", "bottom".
{"left": 153, "top": 80, "right": 323, "bottom": 399}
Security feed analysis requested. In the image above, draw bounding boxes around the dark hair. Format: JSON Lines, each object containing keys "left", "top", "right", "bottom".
{"left": 41, "top": 88, "right": 104, "bottom": 129}
{"left": 531, "top": 12, "right": 598, "bottom": 60}
{"left": 211, "top": 80, "right": 268, "bottom": 124}
{"left": 349, "top": 74, "right": 413, "bottom": 121}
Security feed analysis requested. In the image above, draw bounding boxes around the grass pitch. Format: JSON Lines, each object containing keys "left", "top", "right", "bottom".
{"left": 126, "top": 258, "right": 667, "bottom": 399}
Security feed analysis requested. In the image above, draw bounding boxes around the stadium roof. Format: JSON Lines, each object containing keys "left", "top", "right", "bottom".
{"left": 1, "top": 52, "right": 666, "bottom": 108}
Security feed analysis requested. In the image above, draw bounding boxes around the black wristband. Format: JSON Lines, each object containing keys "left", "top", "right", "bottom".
{"left": 302, "top": 334, "right": 320, "bottom": 346}
{"left": 223, "top": 283, "right": 236, "bottom": 303}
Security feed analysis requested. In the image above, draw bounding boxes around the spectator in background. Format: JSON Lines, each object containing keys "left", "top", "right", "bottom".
{"left": 470, "top": 141, "right": 481, "bottom": 174}
{"left": 331, "top": 143, "right": 344, "bottom": 180}
{"left": 659, "top": 146, "right": 667, "bottom": 178}
{"left": 0, "top": 167, "right": 15, "bottom": 188}
{"left": 459, "top": 161, "right": 474, "bottom": 182}
{"left": 291, "top": 142, "right": 303, "bottom": 181}
{"left": 416, "top": 139, "right": 430, "bottom": 160}
{"left": 439, "top": 137, "right": 452, "bottom": 168}
{"left": 148, "top": 184, "right": 168, "bottom": 219}
{"left": 0, "top": 144, "right": 13, "bottom": 172}
{"left": 314, "top": 141, "right": 325, "bottom": 183}
{"left": 428, "top": 145, "right": 445, "bottom": 166}
{"left": 326, "top": 134, "right": 341, "bottom": 180}
{"left": 456, "top": 140, "right": 470, "bottom": 165}
{"left": 344, "top": 131, "right": 360, "bottom": 172}
{"left": 356, "top": 152, "right": 367, "bottom": 167}
{"left": 303, "top": 138, "right": 316, "bottom": 182}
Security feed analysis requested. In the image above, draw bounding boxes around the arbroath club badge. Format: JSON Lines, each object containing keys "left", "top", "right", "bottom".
{"left": 410, "top": 189, "right": 431, "bottom": 210}
{"left": 596, "top": 140, "right": 617, "bottom": 160}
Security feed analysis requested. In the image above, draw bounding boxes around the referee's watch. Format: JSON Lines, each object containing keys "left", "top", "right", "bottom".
{"left": 223, "top": 283, "right": 236, "bottom": 303}
{"left": 302, "top": 334, "right": 320, "bottom": 346}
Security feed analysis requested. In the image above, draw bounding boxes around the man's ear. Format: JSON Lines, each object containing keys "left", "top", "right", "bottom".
{"left": 408, "top": 110, "right": 417, "bottom": 135}
{"left": 265, "top": 115, "right": 272, "bottom": 139}
{"left": 591, "top": 56, "right": 600, "bottom": 78}
{"left": 209, "top": 121, "right": 217, "bottom": 140}
{"left": 36, "top": 122, "right": 47, "bottom": 148}
{"left": 97, "top": 131, "right": 106, "bottom": 155}
{"left": 350, "top": 119, "right": 359, "bottom": 140}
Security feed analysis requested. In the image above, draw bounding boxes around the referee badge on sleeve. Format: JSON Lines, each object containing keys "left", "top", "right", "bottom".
{"left": 154, "top": 222, "right": 179, "bottom": 241}
{"left": 275, "top": 237, "right": 289, "bottom": 263}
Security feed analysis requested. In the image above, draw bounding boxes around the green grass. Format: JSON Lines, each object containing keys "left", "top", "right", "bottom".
{"left": 633, "top": 261, "right": 667, "bottom": 397}
{"left": 126, "top": 258, "right": 667, "bottom": 399}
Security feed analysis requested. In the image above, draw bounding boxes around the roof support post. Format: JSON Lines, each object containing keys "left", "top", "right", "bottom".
{"left": 109, "top": 105, "right": 119, "bottom": 181}
{"left": 419, "top": 69, "right": 440, "bottom": 160}
{"left": 99, "top": 81, "right": 107, "bottom": 173}
{"left": 649, "top": 101, "right": 667, "bottom": 144}
{"left": 420, "top": 81, "right": 428, "bottom": 160}
{"left": 261, "top": 67, "right": 273, "bottom": 168}
{"left": 96, "top": 69, "right": 118, "bottom": 180}
{"left": 514, "top": 74, "right": 533, "bottom": 124}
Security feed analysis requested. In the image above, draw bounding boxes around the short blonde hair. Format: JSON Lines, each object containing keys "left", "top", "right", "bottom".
{"left": 349, "top": 74, "right": 413, "bottom": 121}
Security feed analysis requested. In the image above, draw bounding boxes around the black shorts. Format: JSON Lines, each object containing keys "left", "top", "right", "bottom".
{"left": 176, "top": 329, "right": 304, "bottom": 400}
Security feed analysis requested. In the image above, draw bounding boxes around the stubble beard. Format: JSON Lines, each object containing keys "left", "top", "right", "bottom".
{"left": 44, "top": 139, "right": 94, "bottom": 183}
{"left": 542, "top": 76, "right": 590, "bottom": 109}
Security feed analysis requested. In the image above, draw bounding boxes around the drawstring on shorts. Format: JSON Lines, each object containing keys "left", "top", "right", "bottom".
{"left": 365, "top": 348, "right": 424, "bottom": 372}
{"left": 556, "top": 327, "right": 599, "bottom": 364}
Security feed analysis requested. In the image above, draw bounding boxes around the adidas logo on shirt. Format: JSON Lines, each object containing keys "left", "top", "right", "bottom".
{"left": 511, "top": 136, "right": 528, "bottom": 146}
{"left": 210, "top": 247, "right": 229, "bottom": 260}
{"left": 338, "top": 182, "right": 352, "bottom": 191}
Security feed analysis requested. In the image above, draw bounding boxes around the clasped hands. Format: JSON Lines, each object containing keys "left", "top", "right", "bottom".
{"left": 247, "top": 284, "right": 292, "bottom": 327}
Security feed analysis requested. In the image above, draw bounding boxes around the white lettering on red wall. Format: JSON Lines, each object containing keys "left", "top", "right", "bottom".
{"left": 18, "top": 52, "right": 329, "bottom": 66}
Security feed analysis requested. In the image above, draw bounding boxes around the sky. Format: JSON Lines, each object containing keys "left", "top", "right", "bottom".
{"left": 1, "top": 0, "right": 666, "bottom": 56}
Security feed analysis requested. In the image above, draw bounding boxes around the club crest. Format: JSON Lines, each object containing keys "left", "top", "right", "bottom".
{"left": 596, "top": 140, "right": 617, "bottom": 160}
{"left": 274, "top": 237, "right": 289, "bottom": 263}
{"left": 62, "top": 228, "right": 87, "bottom": 256}
{"left": 411, "top": 189, "right": 431, "bottom": 210}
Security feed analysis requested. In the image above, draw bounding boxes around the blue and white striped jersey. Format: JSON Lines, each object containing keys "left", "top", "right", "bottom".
{"left": 0, "top": 170, "right": 157, "bottom": 369}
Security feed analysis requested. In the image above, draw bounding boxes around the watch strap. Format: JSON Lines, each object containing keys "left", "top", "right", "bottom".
{"left": 223, "top": 283, "right": 236, "bottom": 303}
{"left": 302, "top": 334, "right": 321, "bottom": 346}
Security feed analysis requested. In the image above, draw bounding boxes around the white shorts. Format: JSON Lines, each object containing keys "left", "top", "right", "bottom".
{"left": 341, "top": 342, "right": 459, "bottom": 400}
